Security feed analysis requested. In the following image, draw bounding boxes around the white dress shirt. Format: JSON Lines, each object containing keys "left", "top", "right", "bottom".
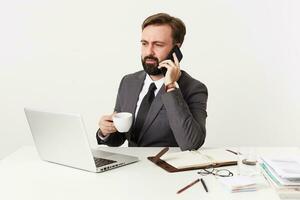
{"left": 134, "top": 74, "right": 164, "bottom": 118}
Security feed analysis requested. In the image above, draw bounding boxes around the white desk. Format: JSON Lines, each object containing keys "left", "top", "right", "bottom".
{"left": 0, "top": 146, "right": 299, "bottom": 200}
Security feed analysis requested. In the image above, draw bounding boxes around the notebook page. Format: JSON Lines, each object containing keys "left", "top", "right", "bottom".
{"left": 200, "top": 149, "right": 238, "bottom": 163}
{"left": 161, "top": 149, "right": 237, "bottom": 169}
{"left": 161, "top": 151, "right": 211, "bottom": 169}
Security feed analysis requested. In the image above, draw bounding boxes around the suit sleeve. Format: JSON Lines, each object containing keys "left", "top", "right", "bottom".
{"left": 161, "top": 82, "right": 208, "bottom": 151}
{"left": 96, "top": 77, "right": 127, "bottom": 146}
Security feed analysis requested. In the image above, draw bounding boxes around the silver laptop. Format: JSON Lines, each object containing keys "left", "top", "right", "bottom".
{"left": 24, "top": 108, "right": 139, "bottom": 173}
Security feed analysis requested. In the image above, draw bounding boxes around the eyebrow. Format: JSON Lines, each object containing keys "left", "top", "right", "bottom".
{"left": 140, "top": 40, "right": 166, "bottom": 45}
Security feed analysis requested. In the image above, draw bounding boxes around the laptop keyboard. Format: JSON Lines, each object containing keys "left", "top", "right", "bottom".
{"left": 93, "top": 157, "right": 117, "bottom": 167}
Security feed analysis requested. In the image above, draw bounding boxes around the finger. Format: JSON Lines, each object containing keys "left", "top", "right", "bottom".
{"left": 158, "top": 63, "right": 172, "bottom": 71}
{"left": 100, "top": 124, "right": 117, "bottom": 133}
{"left": 102, "top": 120, "right": 115, "bottom": 128}
{"left": 177, "top": 69, "right": 181, "bottom": 78}
{"left": 173, "top": 52, "right": 179, "bottom": 66}
{"left": 160, "top": 59, "right": 175, "bottom": 67}
{"left": 107, "top": 126, "right": 117, "bottom": 133}
{"left": 101, "top": 126, "right": 116, "bottom": 134}
{"left": 103, "top": 126, "right": 117, "bottom": 132}
{"left": 99, "top": 117, "right": 113, "bottom": 127}
{"left": 160, "top": 62, "right": 181, "bottom": 74}
{"left": 102, "top": 115, "right": 113, "bottom": 121}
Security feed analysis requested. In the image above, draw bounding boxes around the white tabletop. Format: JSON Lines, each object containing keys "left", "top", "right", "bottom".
{"left": 1, "top": 146, "right": 299, "bottom": 200}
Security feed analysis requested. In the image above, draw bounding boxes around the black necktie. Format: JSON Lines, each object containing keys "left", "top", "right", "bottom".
{"left": 133, "top": 83, "right": 157, "bottom": 143}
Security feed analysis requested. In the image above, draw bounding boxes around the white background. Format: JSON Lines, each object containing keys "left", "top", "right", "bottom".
{"left": 1, "top": 0, "right": 299, "bottom": 158}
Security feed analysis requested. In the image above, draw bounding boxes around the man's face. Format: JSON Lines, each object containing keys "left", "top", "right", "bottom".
{"left": 141, "top": 24, "right": 174, "bottom": 75}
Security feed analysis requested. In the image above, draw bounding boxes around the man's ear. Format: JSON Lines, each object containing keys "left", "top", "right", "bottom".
{"left": 176, "top": 43, "right": 182, "bottom": 48}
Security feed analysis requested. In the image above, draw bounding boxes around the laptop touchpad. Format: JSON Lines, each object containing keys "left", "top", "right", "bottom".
{"left": 92, "top": 149, "right": 115, "bottom": 158}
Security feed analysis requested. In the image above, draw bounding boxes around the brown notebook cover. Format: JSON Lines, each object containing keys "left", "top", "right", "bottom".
{"left": 147, "top": 147, "right": 237, "bottom": 173}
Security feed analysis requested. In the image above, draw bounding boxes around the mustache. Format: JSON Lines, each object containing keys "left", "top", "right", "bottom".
{"left": 143, "top": 55, "right": 159, "bottom": 62}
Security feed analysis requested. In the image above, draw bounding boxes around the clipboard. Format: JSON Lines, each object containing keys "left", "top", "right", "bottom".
{"left": 147, "top": 147, "right": 238, "bottom": 173}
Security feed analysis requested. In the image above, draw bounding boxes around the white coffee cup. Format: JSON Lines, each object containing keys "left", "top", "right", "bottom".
{"left": 112, "top": 112, "right": 133, "bottom": 132}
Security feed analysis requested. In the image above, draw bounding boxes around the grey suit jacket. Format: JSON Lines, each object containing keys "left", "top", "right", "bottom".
{"left": 96, "top": 70, "right": 208, "bottom": 150}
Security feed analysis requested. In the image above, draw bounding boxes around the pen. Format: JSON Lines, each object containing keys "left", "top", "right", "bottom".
{"left": 226, "top": 149, "right": 241, "bottom": 155}
{"left": 176, "top": 178, "right": 200, "bottom": 194}
{"left": 200, "top": 178, "right": 208, "bottom": 192}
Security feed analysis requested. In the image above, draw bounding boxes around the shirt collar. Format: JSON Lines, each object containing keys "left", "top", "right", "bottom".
{"left": 145, "top": 74, "right": 165, "bottom": 91}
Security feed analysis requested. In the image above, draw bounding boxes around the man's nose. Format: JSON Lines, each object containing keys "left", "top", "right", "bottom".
{"left": 145, "top": 45, "right": 155, "bottom": 56}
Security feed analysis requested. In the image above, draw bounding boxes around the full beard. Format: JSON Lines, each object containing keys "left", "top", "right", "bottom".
{"left": 141, "top": 56, "right": 163, "bottom": 75}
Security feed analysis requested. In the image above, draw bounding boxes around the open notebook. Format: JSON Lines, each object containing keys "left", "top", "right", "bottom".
{"left": 148, "top": 148, "right": 238, "bottom": 172}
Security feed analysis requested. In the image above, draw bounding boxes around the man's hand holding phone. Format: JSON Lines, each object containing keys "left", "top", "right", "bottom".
{"left": 159, "top": 52, "right": 181, "bottom": 91}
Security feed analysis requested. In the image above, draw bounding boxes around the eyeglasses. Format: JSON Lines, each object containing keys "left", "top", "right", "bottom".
{"left": 197, "top": 168, "right": 234, "bottom": 177}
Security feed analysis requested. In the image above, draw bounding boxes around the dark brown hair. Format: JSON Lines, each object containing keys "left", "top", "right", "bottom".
{"left": 142, "top": 13, "right": 186, "bottom": 45}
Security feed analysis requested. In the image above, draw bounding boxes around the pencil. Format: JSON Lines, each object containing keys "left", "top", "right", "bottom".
{"left": 176, "top": 178, "right": 200, "bottom": 194}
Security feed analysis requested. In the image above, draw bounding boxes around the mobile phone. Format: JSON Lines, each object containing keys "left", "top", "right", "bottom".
{"left": 161, "top": 45, "right": 183, "bottom": 75}
{"left": 166, "top": 45, "right": 183, "bottom": 62}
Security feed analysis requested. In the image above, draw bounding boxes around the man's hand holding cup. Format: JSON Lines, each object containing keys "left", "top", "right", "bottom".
{"left": 99, "top": 112, "right": 133, "bottom": 136}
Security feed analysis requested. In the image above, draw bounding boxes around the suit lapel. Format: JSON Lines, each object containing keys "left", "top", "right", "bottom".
{"left": 125, "top": 72, "right": 146, "bottom": 141}
{"left": 127, "top": 72, "right": 146, "bottom": 119}
{"left": 137, "top": 85, "right": 164, "bottom": 143}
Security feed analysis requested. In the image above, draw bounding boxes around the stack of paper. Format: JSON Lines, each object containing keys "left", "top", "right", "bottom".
{"left": 218, "top": 176, "right": 257, "bottom": 192}
{"left": 260, "top": 156, "right": 300, "bottom": 198}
